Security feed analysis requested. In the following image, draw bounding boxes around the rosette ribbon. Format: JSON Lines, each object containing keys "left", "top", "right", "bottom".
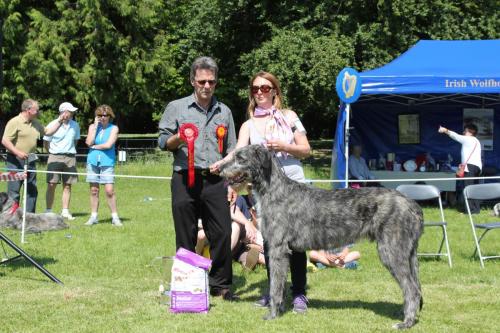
{"left": 179, "top": 123, "right": 199, "bottom": 188}
{"left": 216, "top": 125, "right": 227, "bottom": 154}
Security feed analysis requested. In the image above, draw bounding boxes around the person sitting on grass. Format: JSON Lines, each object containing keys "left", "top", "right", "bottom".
{"left": 231, "top": 194, "right": 266, "bottom": 270}
{"left": 196, "top": 195, "right": 265, "bottom": 270}
{"left": 309, "top": 246, "right": 360, "bottom": 270}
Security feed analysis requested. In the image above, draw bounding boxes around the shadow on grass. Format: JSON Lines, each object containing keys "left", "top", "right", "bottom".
{"left": 418, "top": 256, "right": 448, "bottom": 263}
{"left": 71, "top": 212, "right": 88, "bottom": 218}
{"left": 234, "top": 274, "right": 269, "bottom": 300}
{"left": 0, "top": 255, "right": 58, "bottom": 271}
{"left": 309, "top": 299, "right": 402, "bottom": 320}
{"left": 94, "top": 217, "right": 131, "bottom": 224}
{"left": 235, "top": 277, "right": 402, "bottom": 321}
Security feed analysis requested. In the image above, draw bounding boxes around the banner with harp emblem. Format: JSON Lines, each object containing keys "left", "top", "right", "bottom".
{"left": 336, "top": 68, "right": 362, "bottom": 104}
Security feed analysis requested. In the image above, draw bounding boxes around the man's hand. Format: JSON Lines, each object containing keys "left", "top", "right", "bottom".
{"left": 209, "top": 160, "right": 224, "bottom": 174}
{"left": 15, "top": 150, "right": 29, "bottom": 160}
{"left": 1, "top": 137, "right": 28, "bottom": 160}
{"left": 166, "top": 133, "right": 184, "bottom": 151}
{"left": 438, "top": 126, "right": 448, "bottom": 134}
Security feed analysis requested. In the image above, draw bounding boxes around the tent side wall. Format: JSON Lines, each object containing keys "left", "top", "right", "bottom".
{"left": 349, "top": 101, "right": 500, "bottom": 168}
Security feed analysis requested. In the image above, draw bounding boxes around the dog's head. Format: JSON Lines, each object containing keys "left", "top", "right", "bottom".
{"left": 219, "top": 145, "right": 272, "bottom": 190}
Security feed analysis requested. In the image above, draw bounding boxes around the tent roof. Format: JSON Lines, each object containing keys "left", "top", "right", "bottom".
{"left": 360, "top": 40, "right": 500, "bottom": 95}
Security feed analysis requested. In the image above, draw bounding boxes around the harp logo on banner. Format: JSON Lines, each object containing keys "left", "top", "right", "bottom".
{"left": 336, "top": 68, "right": 362, "bottom": 104}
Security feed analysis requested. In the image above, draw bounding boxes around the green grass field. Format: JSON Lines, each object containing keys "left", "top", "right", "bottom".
{"left": 1, "top": 153, "right": 499, "bottom": 333}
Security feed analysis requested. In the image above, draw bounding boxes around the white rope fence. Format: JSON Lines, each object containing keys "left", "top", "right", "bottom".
{"left": 306, "top": 175, "right": 500, "bottom": 183}
{"left": 3, "top": 167, "right": 500, "bottom": 183}
{"left": 2, "top": 166, "right": 500, "bottom": 243}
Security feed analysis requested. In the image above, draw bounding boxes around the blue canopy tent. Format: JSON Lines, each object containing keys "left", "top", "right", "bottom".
{"left": 334, "top": 40, "right": 500, "bottom": 187}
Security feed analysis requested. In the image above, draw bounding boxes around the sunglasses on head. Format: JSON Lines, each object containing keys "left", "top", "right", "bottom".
{"left": 251, "top": 85, "right": 273, "bottom": 94}
{"left": 97, "top": 114, "right": 110, "bottom": 118}
{"left": 196, "top": 80, "right": 217, "bottom": 86}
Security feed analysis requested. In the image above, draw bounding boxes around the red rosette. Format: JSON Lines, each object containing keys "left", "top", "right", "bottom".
{"left": 179, "top": 123, "right": 199, "bottom": 188}
{"left": 215, "top": 125, "right": 227, "bottom": 154}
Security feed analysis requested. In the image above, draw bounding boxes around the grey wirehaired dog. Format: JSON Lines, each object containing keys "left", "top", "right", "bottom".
{"left": 0, "top": 192, "right": 68, "bottom": 233}
{"left": 219, "top": 145, "right": 424, "bottom": 329}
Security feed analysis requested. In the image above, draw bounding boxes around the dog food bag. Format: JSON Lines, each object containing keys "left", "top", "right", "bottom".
{"left": 170, "top": 247, "right": 212, "bottom": 313}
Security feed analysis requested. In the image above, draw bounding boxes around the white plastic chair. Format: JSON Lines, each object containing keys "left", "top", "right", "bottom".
{"left": 396, "top": 184, "right": 452, "bottom": 267}
{"left": 463, "top": 183, "right": 500, "bottom": 268}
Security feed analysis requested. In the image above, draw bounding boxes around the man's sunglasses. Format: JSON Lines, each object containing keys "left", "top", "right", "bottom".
{"left": 196, "top": 80, "right": 216, "bottom": 86}
{"left": 251, "top": 85, "right": 273, "bottom": 94}
{"left": 97, "top": 114, "right": 110, "bottom": 118}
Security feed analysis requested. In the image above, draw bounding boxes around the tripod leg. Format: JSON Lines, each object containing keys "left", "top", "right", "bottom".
{"left": 0, "top": 232, "right": 63, "bottom": 285}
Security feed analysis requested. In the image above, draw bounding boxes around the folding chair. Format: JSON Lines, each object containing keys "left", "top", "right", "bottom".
{"left": 463, "top": 183, "right": 500, "bottom": 268}
{"left": 396, "top": 184, "right": 452, "bottom": 267}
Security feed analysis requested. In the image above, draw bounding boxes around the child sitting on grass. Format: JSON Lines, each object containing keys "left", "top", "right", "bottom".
{"left": 309, "top": 246, "right": 360, "bottom": 270}
{"left": 196, "top": 194, "right": 265, "bottom": 270}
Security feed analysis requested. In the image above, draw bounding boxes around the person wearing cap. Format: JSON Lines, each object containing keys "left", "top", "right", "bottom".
{"left": 43, "top": 102, "right": 81, "bottom": 220}
{"left": 1, "top": 98, "right": 71, "bottom": 213}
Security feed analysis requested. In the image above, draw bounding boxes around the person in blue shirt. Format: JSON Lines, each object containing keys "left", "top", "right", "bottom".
{"left": 348, "top": 145, "right": 381, "bottom": 187}
{"left": 43, "top": 102, "right": 81, "bottom": 220}
{"left": 84, "top": 105, "right": 121, "bottom": 226}
{"left": 348, "top": 145, "right": 375, "bottom": 181}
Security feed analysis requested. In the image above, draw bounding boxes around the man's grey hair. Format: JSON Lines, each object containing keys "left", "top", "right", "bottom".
{"left": 21, "top": 99, "right": 38, "bottom": 112}
{"left": 190, "top": 56, "right": 218, "bottom": 82}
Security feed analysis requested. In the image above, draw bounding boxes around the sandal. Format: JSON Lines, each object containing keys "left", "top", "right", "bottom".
{"left": 243, "top": 244, "right": 260, "bottom": 271}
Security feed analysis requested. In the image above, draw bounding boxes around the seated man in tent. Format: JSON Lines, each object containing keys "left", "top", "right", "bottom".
{"left": 348, "top": 145, "right": 380, "bottom": 187}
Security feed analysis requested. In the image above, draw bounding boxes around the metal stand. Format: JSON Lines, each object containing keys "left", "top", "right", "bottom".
{"left": 0, "top": 231, "right": 63, "bottom": 284}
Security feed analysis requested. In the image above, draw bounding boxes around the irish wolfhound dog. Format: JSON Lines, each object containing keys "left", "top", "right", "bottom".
{"left": 219, "top": 145, "right": 424, "bottom": 329}
{"left": 0, "top": 192, "right": 68, "bottom": 233}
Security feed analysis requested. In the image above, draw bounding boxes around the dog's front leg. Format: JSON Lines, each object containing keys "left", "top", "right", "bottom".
{"left": 263, "top": 248, "right": 289, "bottom": 320}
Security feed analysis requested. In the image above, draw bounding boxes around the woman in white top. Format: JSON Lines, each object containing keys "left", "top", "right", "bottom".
{"left": 211, "top": 71, "right": 311, "bottom": 312}
{"left": 439, "top": 124, "right": 482, "bottom": 213}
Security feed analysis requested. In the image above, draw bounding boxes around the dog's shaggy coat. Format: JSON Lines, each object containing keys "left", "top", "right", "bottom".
{"left": 0, "top": 192, "right": 68, "bottom": 233}
{"left": 219, "top": 145, "right": 424, "bottom": 329}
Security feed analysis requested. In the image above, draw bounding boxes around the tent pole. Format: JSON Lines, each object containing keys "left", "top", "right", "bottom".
{"left": 344, "top": 104, "right": 350, "bottom": 188}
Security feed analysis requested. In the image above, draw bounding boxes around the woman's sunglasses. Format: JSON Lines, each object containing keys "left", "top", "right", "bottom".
{"left": 97, "top": 114, "right": 110, "bottom": 118}
{"left": 251, "top": 85, "right": 273, "bottom": 94}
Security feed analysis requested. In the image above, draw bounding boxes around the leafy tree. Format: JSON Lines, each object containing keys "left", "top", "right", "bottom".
{"left": 1, "top": 0, "right": 498, "bottom": 137}
{"left": 240, "top": 29, "right": 354, "bottom": 138}
{"left": 1, "top": 0, "right": 183, "bottom": 132}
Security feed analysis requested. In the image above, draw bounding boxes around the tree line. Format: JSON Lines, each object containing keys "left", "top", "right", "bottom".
{"left": 0, "top": 0, "right": 497, "bottom": 138}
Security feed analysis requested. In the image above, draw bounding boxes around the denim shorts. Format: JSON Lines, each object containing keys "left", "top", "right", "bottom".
{"left": 86, "top": 164, "right": 115, "bottom": 184}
